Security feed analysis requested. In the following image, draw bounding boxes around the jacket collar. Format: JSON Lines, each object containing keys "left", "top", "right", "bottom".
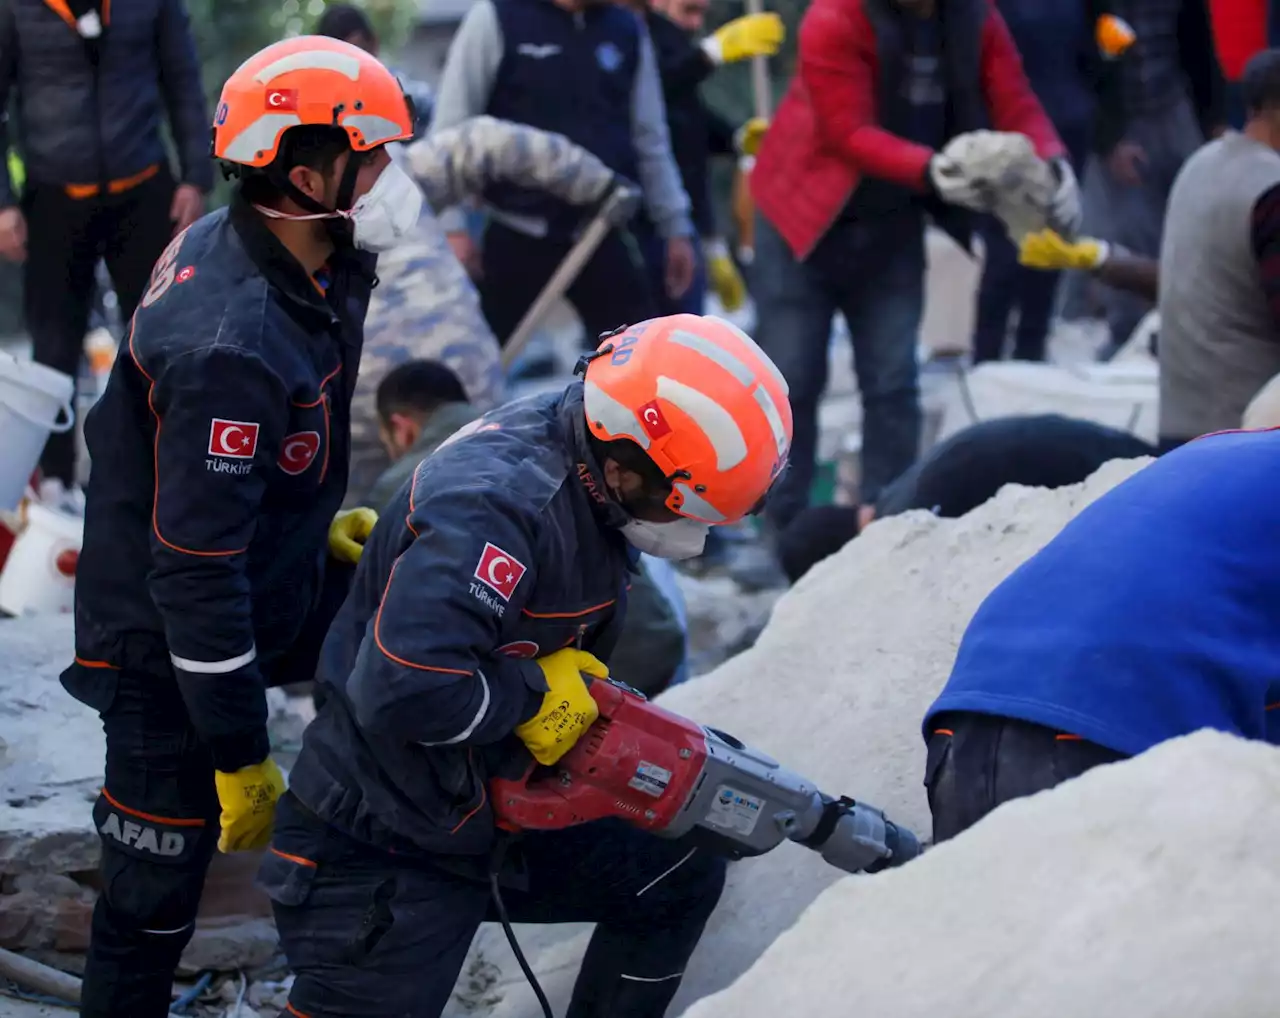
{"left": 227, "top": 188, "right": 370, "bottom": 331}
{"left": 413, "top": 402, "right": 482, "bottom": 460}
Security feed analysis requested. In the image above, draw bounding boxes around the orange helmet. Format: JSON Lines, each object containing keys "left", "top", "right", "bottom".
{"left": 582, "top": 314, "right": 793, "bottom": 524}
{"left": 212, "top": 36, "right": 413, "bottom": 169}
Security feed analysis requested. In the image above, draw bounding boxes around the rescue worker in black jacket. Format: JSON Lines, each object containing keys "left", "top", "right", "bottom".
{"left": 60, "top": 37, "right": 418, "bottom": 1018}
{"left": 0, "top": 0, "right": 213, "bottom": 501}
{"left": 264, "top": 314, "right": 794, "bottom": 1018}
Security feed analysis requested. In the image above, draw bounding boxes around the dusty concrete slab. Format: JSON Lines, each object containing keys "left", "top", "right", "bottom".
{"left": 0, "top": 617, "right": 309, "bottom": 971}
{"left": 0, "top": 616, "right": 101, "bottom": 877}
{"left": 0, "top": 999, "right": 75, "bottom": 1018}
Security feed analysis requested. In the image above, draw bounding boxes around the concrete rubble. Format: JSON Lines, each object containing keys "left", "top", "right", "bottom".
{"left": 0, "top": 615, "right": 311, "bottom": 1007}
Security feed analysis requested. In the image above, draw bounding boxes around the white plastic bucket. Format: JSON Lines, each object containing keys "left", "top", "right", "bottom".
{"left": 0, "top": 502, "right": 83, "bottom": 617}
{"left": 0, "top": 353, "right": 75, "bottom": 511}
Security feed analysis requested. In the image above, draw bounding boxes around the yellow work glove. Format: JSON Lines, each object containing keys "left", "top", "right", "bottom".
{"left": 734, "top": 117, "right": 769, "bottom": 159}
{"left": 702, "top": 12, "right": 785, "bottom": 65}
{"left": 329, "top": 507, "right": 377, "bottom": 564}
{"left": 214, "top": 757, "right": 286, "bottom": 853}
{"left": 1018, "top": 229, "right": 1108, "bottom": 272}
{"left": 515, "top": 648, "right": 609, "bottom": 766}
{"left": 705, "top": 239, "right": 746, "bottom": 312}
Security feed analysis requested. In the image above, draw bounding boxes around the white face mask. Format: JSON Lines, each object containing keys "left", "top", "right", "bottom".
{"left": 621, "top": 517, "right": 710, "bottom": 560}
{"left": 252, "top": 159, "right": 423, "bottom": 253}
{"left": 348, "top": 161, "right": 423, "bottom": 252}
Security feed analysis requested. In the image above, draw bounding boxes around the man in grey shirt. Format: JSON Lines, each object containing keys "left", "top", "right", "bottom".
{"left": 432, "top": 0, "right": 696, "bottom": 347}
{"left": 1158, "top": 49, "right": 1280, "bottom": 448}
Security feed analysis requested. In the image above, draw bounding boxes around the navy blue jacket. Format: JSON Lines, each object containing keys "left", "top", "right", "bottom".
{"left": 0, "top": 0, "right": 213, "bottom": 205}
{"left": 926, "top": 430, "right": 1280, "bottom": 755}
{"left": 65, "top": 193, "right": 374, "bottom": 772}
{"left": 484, "top": 0, "right": 639, "bottom": 236}
{"left": 288, "top": 383, "right": 635, "bottom": 856}
{"left": 643, "top": 9, "right": 733, "bottom": 238}
{"left": 994, "top": 0, "right": 1094, "bottom": 142}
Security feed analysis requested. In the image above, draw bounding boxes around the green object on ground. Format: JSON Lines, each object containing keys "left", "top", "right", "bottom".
{"left": 809, "top": 459, "right": 837, "bottom": 507}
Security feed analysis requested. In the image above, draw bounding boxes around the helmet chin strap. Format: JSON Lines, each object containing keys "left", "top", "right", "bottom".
{"left": 264, "top": 148, "right": 367, "bottom": 247}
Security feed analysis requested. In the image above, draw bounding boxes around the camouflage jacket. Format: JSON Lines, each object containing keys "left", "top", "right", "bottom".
{"left": 347, "top": 117, "right": 617, "bottom": 505}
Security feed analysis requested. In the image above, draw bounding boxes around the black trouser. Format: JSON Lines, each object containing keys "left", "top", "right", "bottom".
{"left": 261, "top": 794, "right": 727, "bottom": 1018}
{"left": 971, "top": 118, "right": 1091, "bottom": 365}
{"left": 924, "top": 712, "right": 1127, "bottom": 844}
{"left": 23, "top": 167, "right": 176, "bottom": 484}
{"left": 478, "top": 220, "right": 658, "bottom": 349}
{"left": 72, "top": 667, "right": 220, "bottom": 1018}
{"left": 70, "top": 561, "right": 353, "bottom": 1017}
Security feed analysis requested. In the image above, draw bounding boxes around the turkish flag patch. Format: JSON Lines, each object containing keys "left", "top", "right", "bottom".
{"left": 637, "top": 399, "right": 671, "bottom": 440}
{"left": 279, "top": 431, "right": 321, "bottom": 476}
{"left": 474, "top": 542, "right": 527, "bottom": 602}
{"left": 265, "top": 88, "right": 298, "bottom": 111}
{"left": 208, "top": 419, "right": 260, "bottom": 459}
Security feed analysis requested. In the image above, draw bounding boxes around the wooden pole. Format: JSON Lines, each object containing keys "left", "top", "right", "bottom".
{"left": 0, "top": 945, "right": 83, "bottom": 1005}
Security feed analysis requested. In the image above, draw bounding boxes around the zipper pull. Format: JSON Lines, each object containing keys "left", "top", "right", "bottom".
{"left": 575, "top": 623, "right": 587, "bottom": 650}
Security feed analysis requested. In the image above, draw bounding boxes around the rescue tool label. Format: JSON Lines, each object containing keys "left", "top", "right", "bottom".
{"left": 629, "top": 761, "right": 672, "bottom": 799}
{"left": 706, "top": 785, "right": 764, "bottom": 837}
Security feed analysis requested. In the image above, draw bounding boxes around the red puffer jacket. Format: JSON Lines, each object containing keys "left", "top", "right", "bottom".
{"left": 752, "top": 0, "right": 1064, "bottom": 260}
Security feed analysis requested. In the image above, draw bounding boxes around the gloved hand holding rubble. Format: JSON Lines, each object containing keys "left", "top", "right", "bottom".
{"left": 928, "top": 130, "right": 1081, "bottom": 241}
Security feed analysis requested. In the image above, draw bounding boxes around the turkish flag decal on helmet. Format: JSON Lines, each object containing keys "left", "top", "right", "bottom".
{"left": 265, "top": 88, "right": 298, "bottom": 111}
{"left": 279, "top": 431, "right": 321, "bottom": 475}
{"left": 209, "top": 419, "right": 260, "bottom": 459}
{"left": 474, "top": 543, "right": 527, "bottom": 602}
{"left": 637, "top": 399, "right": 672, "bottom": 440}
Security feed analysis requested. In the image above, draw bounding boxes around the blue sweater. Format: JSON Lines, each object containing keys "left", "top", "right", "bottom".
{"left": 925, "top": 430, "right": 1280, "bottom": 755}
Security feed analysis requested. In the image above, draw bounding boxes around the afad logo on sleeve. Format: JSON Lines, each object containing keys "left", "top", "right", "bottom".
{"left": 279, "top": 431, "right": 321, "bottom": 476}
{"left": 470, "top": 542, "right": 527, "bottom": 617}
{"left": 207, "top": 419, "right": 259, "bottom": 476}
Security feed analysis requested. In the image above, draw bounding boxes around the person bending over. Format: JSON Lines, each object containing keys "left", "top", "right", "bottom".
{"left": 922, "top": 428, "right": 1280, "bottom": 843}
{"left": 776, "top": 415, "right": 1155, "bottom": 583}
{"left": 262, "top": 314, "right": 792, "bottom": 1018}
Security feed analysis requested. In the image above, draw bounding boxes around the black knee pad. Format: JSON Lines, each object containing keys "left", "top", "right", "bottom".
{"left": 93, "top": 792, "right": 216, "bottom": 934}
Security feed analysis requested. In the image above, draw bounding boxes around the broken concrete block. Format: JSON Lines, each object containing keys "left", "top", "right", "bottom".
{"left": 0, "top": 881, "right": 96, "bottom": 953}
{"left": 178, "top": 917, "right": 279, "bottom": 976}
{"left": 51, "top": 896, "right": 94, "bottom": 953}
{"left": 0, "top": 616, "right": 101, "bottom": 878}
{"left": 1, "top": 616, "right": 302, "bottom": 972}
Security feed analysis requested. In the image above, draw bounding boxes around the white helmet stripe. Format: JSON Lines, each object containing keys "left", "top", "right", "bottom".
{"left": 673, "top": 483, "right": 726, "bottom": 523}
{"left": 657, "top": 375, "right": 746, "bottom": 471}
{"left": 221, "top": 112, "right": 302, "bottom": 164}
{"left": 753, "top": 385, "right": 789, "bottom": 458}
{"left": 708, "top": 315, "right": 789, "bottom": 397}
{"left": 583, "top": 380, "right": 651, "bottom": 449}
{"left": 343, "top": 113, "right": 409, "bottom": 146}
{"left": 254, "top": 49, "right": 363, "bottom": 84}
{"left": 668, "top": 328, "right": 755, "bottom": 386}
